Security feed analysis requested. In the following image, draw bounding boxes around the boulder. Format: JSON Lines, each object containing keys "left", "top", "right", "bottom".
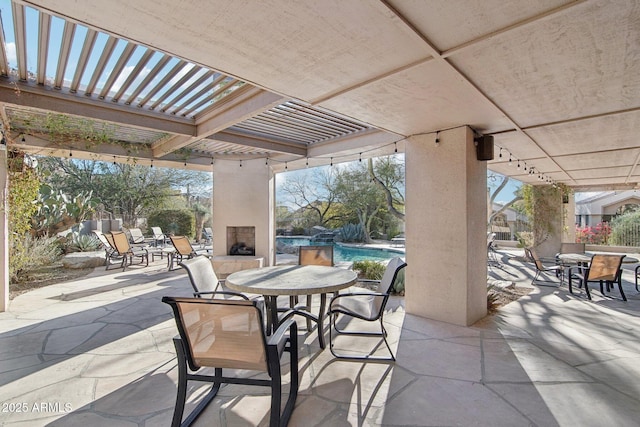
{"left": 62, "top": 251, "right": 105, "bottom": 269}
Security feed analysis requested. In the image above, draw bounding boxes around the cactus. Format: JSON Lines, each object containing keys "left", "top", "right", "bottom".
{"left": 340, "top": 223, "right": 366, "bottom": 243}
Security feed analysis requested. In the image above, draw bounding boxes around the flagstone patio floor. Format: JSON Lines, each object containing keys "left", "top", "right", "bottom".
{"left": 1, "top": 249, "right": 640, "bottom": 426}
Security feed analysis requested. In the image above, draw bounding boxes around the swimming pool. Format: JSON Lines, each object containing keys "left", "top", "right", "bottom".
{"left": 276, "top": 237, "right": 404, "bottom": 263}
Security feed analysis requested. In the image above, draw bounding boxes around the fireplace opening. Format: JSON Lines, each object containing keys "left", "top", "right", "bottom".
{"left": 227, "top": 226, "right": 256, "bottom": 256}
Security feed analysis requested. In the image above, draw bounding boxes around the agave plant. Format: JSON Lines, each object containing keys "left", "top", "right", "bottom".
{"left": 340, "top": 223, "right": 366, "bottom": 243}
{"left": 65, "top": 232, "right": 102, "bottom": 253}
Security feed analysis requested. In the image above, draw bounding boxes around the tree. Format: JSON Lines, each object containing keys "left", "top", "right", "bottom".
{"left": 367, "top": 156, "right": 405, "bottom": 220}
{"left": 487, "top": 173, "right": 523, "bottom": 228}
{"left": 38, "top": 158, "right": 211, "bottom": 227}
{"left": 279, "top": 168, "right": 340, "bottom": 227}
{"left": 334, "top": 163, "right": 384, "bottom": 242}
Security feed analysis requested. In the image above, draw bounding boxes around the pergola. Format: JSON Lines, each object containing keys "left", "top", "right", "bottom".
{"left": 1, "top": 1, "right": 638, "bottom": 323}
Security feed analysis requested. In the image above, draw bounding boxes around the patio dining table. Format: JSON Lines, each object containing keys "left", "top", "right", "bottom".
{"left": 226, "top": 265, "right": 357, "bottom": 349}
{"left": 557, "top": 253, "right": 639, "bottom": 265}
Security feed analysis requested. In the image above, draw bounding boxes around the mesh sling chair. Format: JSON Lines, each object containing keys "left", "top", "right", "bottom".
{"left": 568, "top": 254, "right": 626, "bottom": 301}
{"left": 177, "top": 255, "right": 267, "bottom": 323}
{"left": 525, "top": 247, "right": 564, "bottom": 286}
{"left": 169, "top": 235, "right": 211, "bottom": 270}
{"left": 109, "top": 231, "right": 149, "bottom": 271}
{"left": 297, "top": 245, "right": 334, "bottom": 330}
{"left": 94, "top": 230, "right": 122, "bottom": 269}
{"left": 162, "top": 295, "right": 299, "bottom": 427}
{"left": 328, "top": 257, "right": 406, "bottom": 361}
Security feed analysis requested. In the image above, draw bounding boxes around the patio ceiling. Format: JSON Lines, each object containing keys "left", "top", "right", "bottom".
{"left": 0, "top": 0, "right": 639, "bottom": 190}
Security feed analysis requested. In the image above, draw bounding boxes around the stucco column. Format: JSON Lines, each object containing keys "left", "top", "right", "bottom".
{"left": 0, "top": 142, "right": 8, "bottom": 311}
{"left": 405, "top": 126, "right": 487, "bottom": 326}
{"left": 563, "top": 193, "right": 576, "bottom": 243}
{"left": 212, "top": 159, "right": 275, "bottom": 265}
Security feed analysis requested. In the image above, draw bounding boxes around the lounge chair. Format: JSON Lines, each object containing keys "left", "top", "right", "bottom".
{"left": 162, "top": 295, "right": 299, "bottom": 427}
{"left": 151, "top": 226, "right": 169, "bottom": 247}
{"left": 168, "top": 235, "right": 212, "bottom": 270}
{"left": 93, "top": 230, "right": 122, "bottom": 269}
{"left": 328, "top": 257, "right": 407, "bottom": 361}
{"left": 126, "top": 227, "right": 148, "bottom": 245}
{"left": 108, "top": 231, "right": 149, "bottom": 271}
{"left": 203, "top": 227, "right": 213, "bottom": 245}
{"left": 568, "top": 254, "right": 626, "bottom": 301}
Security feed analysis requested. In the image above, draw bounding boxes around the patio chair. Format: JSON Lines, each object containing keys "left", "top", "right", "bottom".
{"left": 568, "top": 254, "right": 626, "bottom": 301}
{"left": 108, "top": 231, "right": 149, "bottom": 271}
{"left": 178, "top": 255, "right": 268, "bottom": 325}
{"left": 635, "top": 266, "right": 640, "bottom": 292}
{"left": 94, "top": 230, "right": 122, "bottom": 269}
{"left": 151, "top": 226, "right": 169, "bottom": 247}
{"left": 178, "top": 255, "right": 224, "bottom": 297}
{"left": 169, "top": 235, "right": 212, "bottom": 270}
{"left": 162, "top": 295, "right": 299, "bottom": 427}
{"left": 126, "top": 227, "right": 147, "bottom": 245}
{"left": 524, "top": 247, "right": 563, "bottom": 286}
{"left": 297, "top": 245, "right": 334, "bottom": 328}
{"left": 328, "top": 257, "right": 407, "bottom": 361}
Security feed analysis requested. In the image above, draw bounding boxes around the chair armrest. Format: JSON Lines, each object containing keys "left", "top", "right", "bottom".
{"left": 193, "top": 290, "right": 250, "bottom": 300}
{"left": 329, "top": 292, "right": 386, "bottom": 310}
{"left": 267, "top": 318, "right": 297, "bottom": 357}
{"left": 356, "top": 279, "right": 381, "bottom": 284}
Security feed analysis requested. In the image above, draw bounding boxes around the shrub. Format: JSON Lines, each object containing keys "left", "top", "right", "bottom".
{"left": 64, "top": 232, "right": 102, "bottom": 253}
{"left": 352, "top": 260, "right": 385, "bottom": 280}
{"left": 9, "top": 235, "right": 61, "bottom": 283}
{"left": 352, "top": 259, "right": 405, "bottom": 294}
{"left": 609, "top": 213, "right": 640, "bottom": 246}
{"left": 148, "top": 209, "right": 194, "bottom": 238}
{"left": 576, "top": 222, "right": 611, "bottom": 245}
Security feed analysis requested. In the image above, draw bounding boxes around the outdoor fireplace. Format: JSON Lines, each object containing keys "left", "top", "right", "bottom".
{"left": 226, "top": 226, "right": 256, "bottom": 256}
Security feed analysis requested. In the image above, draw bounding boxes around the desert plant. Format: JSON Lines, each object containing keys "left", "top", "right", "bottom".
{"left": 64, "top": 232, "right": 102, "bottom": 253}
{"left": 340, "top": 223, "right": 366, "bottom": 243}
{"left": 31, "top": 184, "right": 97, "bottom": 237}
{"left": 9, "top": 234, "right": 61, "bottom": 283}
{"left": 352, "top": 260, "right": 385, "bottom": 280}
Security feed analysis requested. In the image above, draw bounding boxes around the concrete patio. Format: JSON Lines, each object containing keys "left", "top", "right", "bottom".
{"left": 1, "top": 250, "right": 640, "bottom": 426}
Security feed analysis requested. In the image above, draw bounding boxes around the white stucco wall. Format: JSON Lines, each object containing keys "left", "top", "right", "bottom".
{"left": 405, "top": 126, "right": 487, "bottom": 326}
{"left": 212, "top": 159, "right": 274, "bottom": 264}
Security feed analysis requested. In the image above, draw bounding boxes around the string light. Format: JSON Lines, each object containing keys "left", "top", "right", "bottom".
{"left": 394, "top": 142, "right": 398, "bottom": 153}
{"left": 499, "top": 148, "right": 503, "bottom": 158}
{"left": 435, "top": 132, "right": 440, "bottom": 146}
{"left": 113, "top": 156, "right": 116, "bottom": 165}
{"left": 330, "top": 157, "right": 333, "bottom": 167}
{"left": 359, "top": 153, "right": 362, "bottom": 162}
{"left": 285, "top": 162, "right": 288, "bottom": 170}
{"left": 150, "top": 160, "right": 153, "bottom": 168}
{"left": 69, "top": 149, "right": 72, "bottom": 157}
{"left": 21, "top": 135, "right": 25, "bottom": 143}
{"left": 508, "top": 154, "right": 512, "bottom": 165}
{"left": 517, "top": 160, "right": 520, "bottom": 170}
{"left": 305, "top": 158, "right": 309, "bottom": 167}
{"left": 239, "top": 160, "right": 243, "bottom": 167}
{"left": 210, "top": 157, "right": 214, "bottom": 165}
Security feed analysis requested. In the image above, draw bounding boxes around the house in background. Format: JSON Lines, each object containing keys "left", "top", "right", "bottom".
{"left": 491, "top": 202, "right": 529, "bottom": 241}
{"left": 575, "top": 191, "right": 640, "bottom": 227}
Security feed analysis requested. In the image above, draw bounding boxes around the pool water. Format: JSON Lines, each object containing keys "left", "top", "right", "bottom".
{"left": 276, "top": 237, "right": 403, "bottom": 263}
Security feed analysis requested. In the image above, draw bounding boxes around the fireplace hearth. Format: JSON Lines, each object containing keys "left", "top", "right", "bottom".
{"left": 226, "top": 226, "right": 255, "bottom": 256}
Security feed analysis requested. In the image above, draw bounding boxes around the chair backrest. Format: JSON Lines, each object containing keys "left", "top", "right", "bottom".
{"left": 525, "top": 247, "right": 544, "bottom": 271}
{"left": 93, "top": 230, "right": 113, "bottom": 249}
{"left": 151, "top": 227, "right": 165, "bottom": 240}
{"left": 162, "top": 296, "right": 268, "bottom": 372}
{"left": 128, "top": 228, "right": 146, "bottom": 244}
{"left": 204, "top": 227, "right": 213, "bottom": 238}
{"left": 298, "top": 245, "right": 333, "bottom": 266}
{"left": 586, "top": 254, "right": 624, "bottom": 282}
{"left": 373, "top": 257, "right": 407, "bottom": 313}
{"left": 179, "top": 255, "right": 219, "bottom": 294}
{"left": 110, "top": 231, "right": 132, "bottom": 254}
{"left": 560, "top": 243, "right": 585, "bottom": 254}
{"left": 170, "top": 235, "right": 196, "bottom": 256}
